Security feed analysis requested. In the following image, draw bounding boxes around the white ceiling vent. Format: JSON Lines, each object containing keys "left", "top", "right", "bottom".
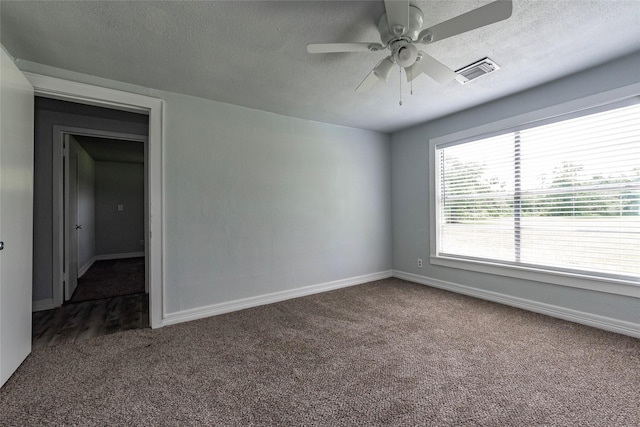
{"left": 455, "top": 58, "right": 500, "bottom": 84}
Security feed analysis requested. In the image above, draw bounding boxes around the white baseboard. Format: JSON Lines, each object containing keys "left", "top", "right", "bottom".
{"left": 163, "top": 270, "right": 393, "bottom": 326}
{"left": 78, "top": 252, "right": 144, "bottom": 277}
{"left": 78, "top": 257, "right": 96, "bottom": 278}
{"left": 32, "top": 298, "right": 55, "bottom": 312}
{"left": 95, "top": 252, "right": 144, "bottom": 261}
{"left": 393, "top": 270, "right": 640, "bottom": 339}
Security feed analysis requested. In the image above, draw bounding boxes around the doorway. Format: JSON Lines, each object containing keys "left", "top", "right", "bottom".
{"left": 64, "top": 133, "right": 146, "bottom": 304}
{"left": 30, "top": 95, "right": 155, "bottom": 346}
{"left": 52, "top": 125, "right": 149, "bottom": 305}
{"left": 24, "top": 71, "right": 164, "bottom": 328}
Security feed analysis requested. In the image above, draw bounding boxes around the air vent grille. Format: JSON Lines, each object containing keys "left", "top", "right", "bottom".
{"left": 455, "top": 58, "right": 500, "bottom": 84}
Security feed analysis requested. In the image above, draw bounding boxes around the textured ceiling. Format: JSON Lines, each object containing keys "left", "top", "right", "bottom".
{"left": 2, "top": 1, "right": 639, "bottom": 133}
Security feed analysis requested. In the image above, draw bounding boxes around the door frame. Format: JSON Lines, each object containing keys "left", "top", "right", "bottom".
{"left": 52, "top": 127, "right": 149, "bottom": 307}
{"left": 64, "top": 133, "right": 79, "bottom": 302}
{"left": 26, "top": 72, "right": 165, "bottom": 328}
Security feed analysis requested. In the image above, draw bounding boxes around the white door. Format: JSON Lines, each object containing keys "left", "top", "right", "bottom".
{"left": 64, "top": 136, "right": 79, "bottom": 300}
{"left": 0, "top": 47, "right": 34, "bottom": 387}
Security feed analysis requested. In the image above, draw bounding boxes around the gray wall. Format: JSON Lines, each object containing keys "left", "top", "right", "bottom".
{"left": 95, "top": 161, "right": 144, "bottom": 255}
{"left": 391, "top": 51, "right": 640, "bottom": 325}
{"left": 33, "top": 97, "right": 148, "bottom": 301}
{"left": 73, "top": 136, "right": 95, "bottom": 270}
{"left": 163, "top": 92, "right": 391, "bottom": 314}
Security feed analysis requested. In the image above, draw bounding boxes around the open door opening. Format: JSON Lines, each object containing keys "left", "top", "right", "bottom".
{"left": 31, "top": 97, "right": 151, "bottom": 347}
{"left": 23, "top": 73, "right": 163, "bottom": 332}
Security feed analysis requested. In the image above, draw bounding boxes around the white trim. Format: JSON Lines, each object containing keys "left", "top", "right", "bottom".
{"left": 429, "top": 83, "right": 640, "bottom": 147}
{"left": 24, "top": 72, "right": 156, "bottom": 115}
{"left": 78, "top": 252, "right": 145, "bottom": 278}
{"left": 78, "top": 257, "right": 95, "bottom": 278}
{"left": 25, "top": 72, "right": 165, "bottom": 328}
{"left": 429, "top": 256, "right": 640, "bottom": 298}
{"left": 32, "top": 299, "right": 55, "bottom": 312}
{"left": 428, "top": 82, "right": 640, "bottom": 298}
{"left": 95, "top": 252, "right": 145, "bottom": 261}
{"left": 163, "top": 270, "right": 393, "bottom": 326}
{"left": 393, "top": 270, "right": 640, "bottom": 339}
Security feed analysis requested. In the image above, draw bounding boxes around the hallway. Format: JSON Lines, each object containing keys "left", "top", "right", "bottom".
{"left": 32, "top": 257, "right": 148, "bottom": 348}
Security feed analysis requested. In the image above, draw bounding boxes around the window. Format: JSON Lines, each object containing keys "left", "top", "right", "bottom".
{"left": 432, "top": 99, "right": 640, "bottom": 291}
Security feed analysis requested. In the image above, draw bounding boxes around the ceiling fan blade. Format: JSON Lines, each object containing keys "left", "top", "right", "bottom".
{"left": 355, "top": 70, "right": 379, "bottom": 93}
{"left": 307, "top": 43, "right": 384, "bottom": 54}
{"left": 384, "top": 0, "right": 410, "bottom": 36}
{"left": 417, "top": 0, "right": 513, "bottom": 44}
{"left": 407, "top": 52, "right": 457, "bottom": 84}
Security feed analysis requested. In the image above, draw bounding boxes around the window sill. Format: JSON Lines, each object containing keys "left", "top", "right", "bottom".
{"left": 430, "top": 255, "right": 640, "bottom": 298}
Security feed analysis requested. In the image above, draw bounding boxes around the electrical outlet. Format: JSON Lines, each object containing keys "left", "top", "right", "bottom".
{"left": 417, "top": 258, "right": 423, "bottom": 268}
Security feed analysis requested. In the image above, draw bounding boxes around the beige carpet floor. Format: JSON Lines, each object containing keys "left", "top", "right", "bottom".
{"left": 1, "top": 278, "right": 639, "bottom": 426}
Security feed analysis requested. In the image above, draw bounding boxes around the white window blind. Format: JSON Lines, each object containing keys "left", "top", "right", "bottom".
{"left": 436, "top": 101, "right": 640, "bottom": 282}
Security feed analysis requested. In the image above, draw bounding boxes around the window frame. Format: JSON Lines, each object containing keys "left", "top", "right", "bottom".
{"left": 429, "top": 84, "right": 640, "bottom": 298}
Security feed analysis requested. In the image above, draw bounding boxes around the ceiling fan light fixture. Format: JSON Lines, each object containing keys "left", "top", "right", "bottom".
{"left": 373, "top": 57, "right": 395, "bottom": 82}
{"left": 394, "top": 43, "right": 418, "bottom": 68}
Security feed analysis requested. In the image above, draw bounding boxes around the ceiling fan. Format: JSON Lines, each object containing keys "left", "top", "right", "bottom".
{"left": 307, "top": 0, "right": 513, "bottom": 92}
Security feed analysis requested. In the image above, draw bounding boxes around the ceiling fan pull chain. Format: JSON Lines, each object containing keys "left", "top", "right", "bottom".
{"left": 399, "top": 67, "right": 403, "bottom": 106}
{"left": 410, "top": 68, "right": 414, "bottom": 95}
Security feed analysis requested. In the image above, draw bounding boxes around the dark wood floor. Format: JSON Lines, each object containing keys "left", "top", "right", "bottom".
{"left": 32, "top": 293, "right": 149, "bottom": 348}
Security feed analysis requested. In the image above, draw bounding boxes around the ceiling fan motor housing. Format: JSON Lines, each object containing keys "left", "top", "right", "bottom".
{"left": 377, "top": 5, "right": 424, "bottom": 44}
